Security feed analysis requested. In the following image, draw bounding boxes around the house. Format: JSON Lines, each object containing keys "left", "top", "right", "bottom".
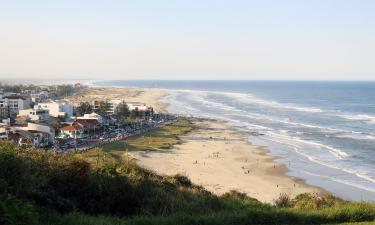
{"left": 75, "top": 119, "right": 101, "bottom": 132}
{"left": 18, "top": 107, "right": 50, "bottom": 123}
{"left": 36, "top": 101, "right": 73, "bottom": 120}
{"left": 8, "top": 130, "right": 50, "bottom": 147}
{"left": 9, "top": 123, "right": 55, "bottom": 147}
{"left": 58, "top": 123, "right": 87, "bottom": 139}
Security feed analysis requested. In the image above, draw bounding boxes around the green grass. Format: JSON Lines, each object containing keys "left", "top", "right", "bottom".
{"left": 96, "top": 118, "right": 193, "bottom": 162}
{"left": 2, "top": 118, "right": 375, "bottom": 225}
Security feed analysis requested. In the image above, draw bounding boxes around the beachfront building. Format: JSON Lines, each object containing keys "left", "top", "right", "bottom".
{"left": 76, "top": 112, "right": 104, "bottom": 125}
{"left": 127, "top": 102, "right": 150, "bottom": 111}
{"left": 92, "top": 99, "right": 123, "bottom": 115}
{"left": 108, "top": 99, "right": 123, "bottom": 114}
{"left": 36, "top": 101, "right": 73, "bottom": 120}
{"left": 58, "top": 123, "right": 87, "bottom": 139}
{"left": 18, "top": 107, "right": 50, "bottom": 123}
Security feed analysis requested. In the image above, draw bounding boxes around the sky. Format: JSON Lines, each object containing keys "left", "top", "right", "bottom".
{"left": 0, "top": 0, "right": 374, "bottom": 80}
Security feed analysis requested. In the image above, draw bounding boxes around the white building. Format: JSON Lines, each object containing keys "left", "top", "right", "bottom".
{"left": 36, "top": 101, "right": 73, "bottom": 119}
{"left": 127, "top": 102, "right": 149, "bottom": 111}
{"left": 12, "top": 122, "right": 55, "bottom": 146}
{"left": 108, "top": 99, "right": 123, "bottom": 114}
{"left": 18, "top": 107, "right": 50, "bottom": 122}
{"left": 0, "top": 126, "right": 8, "bottom": 140}
{"left": 76, "top": 112, "right": 104, "bottom": 124}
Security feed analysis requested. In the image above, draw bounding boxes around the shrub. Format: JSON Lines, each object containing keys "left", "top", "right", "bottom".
{"left": 274, "top": 193, "right": 292, "bottom": 208}
{"left": 0, "top": 195, "right": 38, "bottom": 225}
{"left": 292, "top": 193, "right": 346, "bottom": 209}
{"left": 169, "top": 174, "right": 192, "bottom": 188}
{"left": 221, "top": 190, "right": 259, "bottom": 202}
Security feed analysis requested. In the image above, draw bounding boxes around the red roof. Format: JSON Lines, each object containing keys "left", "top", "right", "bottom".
{"left": 5, "top": 96, "right": 27, "bottom": 100}
{"left": 75, "top": 119, "right": 100, "bottom": 128}
{"left": 59, "top": 124, "right": 83, "bottom": 132}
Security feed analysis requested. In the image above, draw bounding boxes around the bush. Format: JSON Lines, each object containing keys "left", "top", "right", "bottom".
{"left": 292, "top": 193, "right": 345, "bottom": 209}
{"left": 274, "top": 193, "right": 292, "bottom": 208}
{"left": 221, "top": 190, "right": 259, "bottom": 202}
{"left": 0, "top": 195, "right": 38, "bottom": 225}
{"left": 169, "top": 174, "right": 192, "bottom": 188}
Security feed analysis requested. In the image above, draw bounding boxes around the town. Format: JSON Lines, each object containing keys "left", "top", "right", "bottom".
{"left": 0, "top": 82, "right": 174, "bottom": 152}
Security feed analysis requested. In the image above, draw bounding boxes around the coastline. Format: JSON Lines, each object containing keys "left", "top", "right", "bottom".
{"left": 93, "top": 86, "right": 325, "bottom": 203}
{"left": 71, "top": 86, "right": 326, "bottom": 203}
{"left": 132, "top": 117, "right": 325, "bottom": 203}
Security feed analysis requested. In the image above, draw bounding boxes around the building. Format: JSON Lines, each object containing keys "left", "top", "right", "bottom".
{"left": 3, "top": 96, "right": 31, "bottom": 115}
{"left": 59, "top": 122, "right": 87, "bottom": 139}
{"left": 30, "top": 91, "right": 51, "bottom": 103}
{"left": 18, "top": 107, "right": 50, "bottom": 123}
{"left": 76, "top": 112, "right": 104, "bottom": 124}
{"left": 0, "top": 99, "right": 9, "bottom": 120}
{"left": 0, "top": 126, "right": 8, "bottom": 140}
{"left": 36, "top": 101, "right": 73, "bottom": 119}
{"left": 92, "top": 99, "right": 126, "bottom": 115}
{"left": 127, "top": 102, "right": 150, "bottom": 111}
{"left": 10, "top": 122, "right": 55, "bottom": 146}
{"left": 108, "top": 99, "right": 123, "bottom": 114}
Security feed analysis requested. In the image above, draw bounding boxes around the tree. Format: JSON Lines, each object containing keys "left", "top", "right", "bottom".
{"left": 56, "top": 85, "right": 75, "bottom": 97}
{"left": 75, "top": 102, "right": 93, "bottom": 116}
{"left": 96, "top": 101, "right": 110, "bottom": 115}
{"left": 115, "top": 101, "right": 130, "bottom": 118}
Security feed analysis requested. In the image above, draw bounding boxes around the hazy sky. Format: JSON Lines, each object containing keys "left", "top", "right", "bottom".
{"left": 0, "top": 0, "right": 374, "bottom": 80}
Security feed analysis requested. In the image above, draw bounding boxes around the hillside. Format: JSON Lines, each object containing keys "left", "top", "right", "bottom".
{"left": 1, "top": 118, "right": 375, "bottom": 225}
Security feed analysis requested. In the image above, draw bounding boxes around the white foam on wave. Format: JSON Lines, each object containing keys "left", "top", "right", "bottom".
{"left": 268, "top": 132, "right": 350, "bottom": 158}
{"left": 338, "top": 113, "right": 375, "bottom": 125}
{"left": 166, "top": 89, "right": 375, "bottom": 143}
{"left": 168, "top": 88, "right": 375, "bottom": 127}
{"left": 260, "top": 133, "right": 375, "bottom": 191}
{"left": 221, "top": 92, "right": 324, "bottom": 113}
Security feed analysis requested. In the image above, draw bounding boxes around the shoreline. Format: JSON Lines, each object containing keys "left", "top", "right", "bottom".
{"left": 71, "top": 86, "right": 326, "bottom": 202}
{"left": 132, "top": 116, "right": 325, "bottom": 203}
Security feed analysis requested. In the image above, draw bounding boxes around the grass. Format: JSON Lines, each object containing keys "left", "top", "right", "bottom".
{"left": 2, "top": 118, "right": 375, "bottom": 225}
{"left": 88, "top": 118, "right": 194, "bottom": 163}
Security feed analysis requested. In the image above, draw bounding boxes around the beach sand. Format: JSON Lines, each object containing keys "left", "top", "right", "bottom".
{"left": 68, "top": 87, "right": 324, "bottom": 203}
{"left": 64, "top": 87, "right": 168, "bottom": 113}
{"left": 132, "top": 118, "right": 324, "bottom": 203}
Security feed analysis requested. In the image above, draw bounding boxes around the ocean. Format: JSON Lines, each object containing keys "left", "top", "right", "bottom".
{"left": 95, "top": 80, "right": 375, "bottom": 201}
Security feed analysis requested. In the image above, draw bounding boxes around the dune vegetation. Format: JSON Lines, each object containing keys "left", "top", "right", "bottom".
{"left": 1, "top": 118, "right": 375, "bottom": 225}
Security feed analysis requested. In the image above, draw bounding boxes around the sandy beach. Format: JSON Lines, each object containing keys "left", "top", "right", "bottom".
{"left": 132, "top": 118, "right": 324, "bottom": 203}
{"left": 68, "top": 87, "right": 324, "bottom": 203}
